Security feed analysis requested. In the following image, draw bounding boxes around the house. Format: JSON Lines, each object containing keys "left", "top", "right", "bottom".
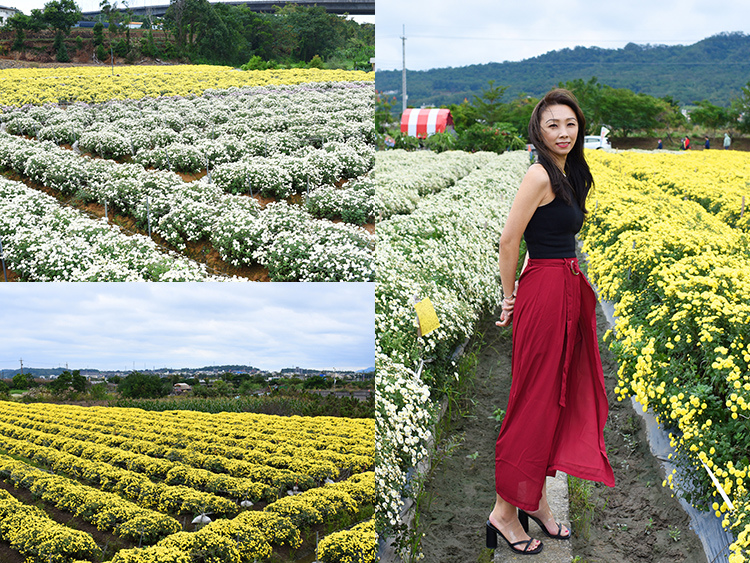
{"left": 173, "top": 382, "right": 192, "bottom": 394}
{"left": 0, "top": 5, "right": 20, "bottom": 25}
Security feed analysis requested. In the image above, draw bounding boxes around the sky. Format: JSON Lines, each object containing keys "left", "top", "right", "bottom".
{"left": 376, "top": 0, "right": 750, "bottom": 71}
{"left": 0, "top": 283, "right": 375, "bottom": 372}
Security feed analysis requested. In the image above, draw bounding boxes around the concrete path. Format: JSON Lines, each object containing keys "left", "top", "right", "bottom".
{"left": 493, "top": 473, "right": 572, "bottom": 563}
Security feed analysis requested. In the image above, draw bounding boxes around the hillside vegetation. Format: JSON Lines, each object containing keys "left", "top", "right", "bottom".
{"left": 376, "top": 32, "right": 750, "bottom": 108}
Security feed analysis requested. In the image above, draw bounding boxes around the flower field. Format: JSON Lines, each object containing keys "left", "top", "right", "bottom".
{"left": 0, "top": 402, "right": 375, "bottom": 563}
{"left": 581, "top": 150, "right": 750, "bottom": 562}
{"left": 0, "top": 66, "right": 372, "bottom": 106}
{"left": 0, "top": 69, "right": 374, "bottom": 281}
{"left": 374, "top": 150, "right": 529, "bottom": 550}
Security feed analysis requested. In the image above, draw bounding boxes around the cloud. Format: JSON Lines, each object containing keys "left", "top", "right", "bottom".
{"left": 0, "top": 283, "right": 374, "bottom": 372}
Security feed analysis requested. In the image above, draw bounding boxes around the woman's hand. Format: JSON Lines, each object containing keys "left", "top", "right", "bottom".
{"left": 495, "top": 289, "right": 517, "bottom": 327}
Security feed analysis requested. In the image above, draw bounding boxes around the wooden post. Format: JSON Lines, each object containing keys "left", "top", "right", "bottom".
{"left": 0, "top": 236, "right": 6, "bottom": 282}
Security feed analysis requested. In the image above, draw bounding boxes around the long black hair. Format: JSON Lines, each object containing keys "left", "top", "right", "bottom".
{"left": 528, "top": 89, "right": 593, "bottom": 213}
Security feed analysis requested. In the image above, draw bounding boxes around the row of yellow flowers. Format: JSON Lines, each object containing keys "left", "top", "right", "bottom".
{"left": 593, "top": 150, "right": 750, "bottom": 231}
{"left": 318, "top": 519, "right": 377, "bottom": 563}
{"left": 582, "top": 150, "right": 750, "bottom": 563}
{"left": 0, "top": 428, "right": 240, "bottom": 517}
{"left": 0, "top": 403, "right": 373, "bottom": 481}
{"left": 3, "top": 402, "right": 374, "bottom": 457}
{"left": 0, "top": 66, "right": 374, "bottom": 106}
{"left": 0, "top": 489, "right": 101, "bottom": 563}
{"left": 0, "top": 403, "right": 376, "bottom": 561}
{"left": 106, "top": 473, "right": 374, "bottom": 563}
{"left": 0, "top": 452, "right": 181, "bottom": 544}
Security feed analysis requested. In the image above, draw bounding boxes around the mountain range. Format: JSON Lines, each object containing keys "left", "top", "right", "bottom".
{"left": 376, "top": 32, "right": 750, "bottom": 109}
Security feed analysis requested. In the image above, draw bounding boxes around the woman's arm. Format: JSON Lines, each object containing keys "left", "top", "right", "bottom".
{"left": 496, "top": 164, "right": 551, "bottom": 326}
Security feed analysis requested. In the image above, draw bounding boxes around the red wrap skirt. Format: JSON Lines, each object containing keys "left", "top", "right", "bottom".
{"left": 494, "top": 258, "right": 615, "bottom": 512}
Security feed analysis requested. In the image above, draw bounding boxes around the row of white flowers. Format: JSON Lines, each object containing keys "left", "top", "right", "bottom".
{"left": 2, "top": 82, "right": 373, "bottom": 167}
{"left": 0, "top": 176, "right": 228, "bottom": 281}
{"left": 307, "top": 177, "right": 375, "bottom": 225}
{"left": 375, "top": 150, "right": 528, "bottom": 545}
{"left": 0, "top": 132, "right": 373, "bottom": 281}
{"left": 375, "top": 149, "right": 497, "bottom": 219}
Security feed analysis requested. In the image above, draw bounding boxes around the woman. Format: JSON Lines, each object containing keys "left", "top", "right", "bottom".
{"left": 486, "top": 89, "right": 615, "bottom": 555}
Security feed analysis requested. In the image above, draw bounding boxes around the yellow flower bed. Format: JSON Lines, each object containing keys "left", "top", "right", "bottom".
{"left": 589, "top": 150, "right": 750, "bottom": 230}
{"left": 583, "top": 150, "right": 750, "bottom": 562}
{"left": 0, "top": 401, "right": 376, "bottom": 562}
{"left": 0, "top": 65, "right": 374, "bottom": 106}
{"left": 318, "top": 519, "right": 377, "bottom": 563}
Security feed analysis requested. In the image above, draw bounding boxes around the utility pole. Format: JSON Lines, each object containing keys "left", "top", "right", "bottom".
{"left": 19, "top": 358, "right": 23, "bottom": 377}
{"left": 401, "top": 25, "right": 407, "bottom": 113}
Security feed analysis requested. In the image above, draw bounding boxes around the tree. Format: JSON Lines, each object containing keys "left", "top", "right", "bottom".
{"left": 596, "top": 86, "right": 666, "bottom": 137}
{"left": 656, "top": 95, "right": 687, "bottom": 141}
{"left": 375, "top": 91, "right": 398, "bottom": 134}
{"left": 71, "top": 370, "right": 87, "bottom": 393}
{"left": 689, "top": 100, "right": 729, "bottom": 136}
{"left": 302, "top": 375, "right": 331, "bottom": 389}
{"left": 140, "top": 28, "right": 158, "bottom": 57}
{"left": 503, "top": 93, "right": 539, "bottom": 137}
{"left": 42, "top": 0, "right": 81, "bottom": 62}
{"left": 49, "top": 370, "right": 73, "bottom": 394}
{"left": 164, "top": 0, "right": 209, "bottom": 52}
{"left": 275, "top": 5, "right": 342, "bottom": 62}
{"left": 54, "top": 30, "right": 70, "bottom": 62}
{"left": 731, "top": 83, "right": 750, "bottom": 133}
{"left": 12, "top": 372, "right": 35, "bottom": 390}
{"left": 193, "top": 2, "right": 232, "bottom": 62}
{"left": 92, "top": 21, "right": 104, "bottom": 46}
{"left": 117, "top": 371, "right": 170, "bottom": 399}
{"left": 471, "top": 80, "right": 509, "bottom": 125}
{"left": 42, "top": 0, "right": 81, "bottom": 34}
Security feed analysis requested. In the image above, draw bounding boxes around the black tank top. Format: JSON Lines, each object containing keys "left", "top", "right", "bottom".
{"left": 524, "top": 197, "right": 584, "bottom": 259}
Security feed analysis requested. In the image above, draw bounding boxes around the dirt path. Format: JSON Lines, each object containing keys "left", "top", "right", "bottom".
{"left": 419, "top": 298, "right": 706, "bottom": 562}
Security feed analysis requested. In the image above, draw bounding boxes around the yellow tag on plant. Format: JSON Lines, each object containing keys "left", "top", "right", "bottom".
{"left": 414, "top": 297, "right": 440, "bottom": 337}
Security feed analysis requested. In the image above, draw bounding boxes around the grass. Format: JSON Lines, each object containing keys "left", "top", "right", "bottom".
{"left": 567, "top": 475, "right": 597, "bottom": 540}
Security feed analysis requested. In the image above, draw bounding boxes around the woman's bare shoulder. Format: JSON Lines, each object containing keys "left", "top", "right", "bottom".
{"left": 519, "top": 163, "right": 551, "bottom": 195}
{"left": 524, "top": 162, "right": 550, "bottom": 184}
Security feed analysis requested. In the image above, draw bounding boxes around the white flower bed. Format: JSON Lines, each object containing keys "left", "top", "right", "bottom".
{"left": 213, "top": 201, "right": 374, "bottom": 282}
{"left": 306, "top": 178, "right": 375, "bottom": 225}
{"left": 0, "top": 82, "right": 375, "bottom": 281}
{"left": 0, "top": 177, "right": 228, "bottom": 281}
{"left": 0, "top": 132, "right": 373, "bottom": 281}
{"left": 1, "top": 82, "right": 374, "bottom": 178}
{"left": 375, "top": 150, "right": 528, "bottom": 540}
{"left": 375, "top": 149, "right": 497, "bottom": 219}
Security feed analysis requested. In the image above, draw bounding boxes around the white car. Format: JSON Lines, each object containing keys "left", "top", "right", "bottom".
{"left": 584, "top": 135, "right": 611, "bottom": 150}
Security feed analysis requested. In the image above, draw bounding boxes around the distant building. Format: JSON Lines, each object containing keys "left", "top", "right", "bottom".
{"left": 0, "top": 5, "right": 20, "bottom": 25}
{"left": 173, "top": 382, "right": 192, "bottom": 394}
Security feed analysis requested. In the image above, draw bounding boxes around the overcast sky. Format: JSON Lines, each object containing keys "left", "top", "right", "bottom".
{"left": 376, "top": 0, "right": 750, "bottom": 71}
{"left": 0, "top": 283, "right": 374, "bottom": 372}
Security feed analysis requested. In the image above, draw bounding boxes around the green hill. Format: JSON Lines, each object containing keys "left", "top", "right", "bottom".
{"left": 376, "top": 32, "right": 750, "bottom": 109}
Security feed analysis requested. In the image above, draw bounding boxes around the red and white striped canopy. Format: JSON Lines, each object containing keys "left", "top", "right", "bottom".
{"left": 400, "top": 108, "right": 454, "bottom": 139}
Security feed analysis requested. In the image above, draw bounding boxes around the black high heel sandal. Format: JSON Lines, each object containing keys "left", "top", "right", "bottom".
{"left": 518, "top": 509, "right": 571, "bottom": 539}
{"left": 485, "top": 519, "right": 543, "bottom": 555}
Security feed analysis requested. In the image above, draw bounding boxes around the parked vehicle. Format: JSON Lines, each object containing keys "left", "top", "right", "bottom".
{"left": 584, "top": 135, "right": 612, "bottom": 150}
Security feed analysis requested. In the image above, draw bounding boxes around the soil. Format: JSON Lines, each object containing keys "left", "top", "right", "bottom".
{"left": 0, "top": 28, "right": 175, "bottom": 68}
{"left": 418, "top": 297, "right": 706, "bottom": 562}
